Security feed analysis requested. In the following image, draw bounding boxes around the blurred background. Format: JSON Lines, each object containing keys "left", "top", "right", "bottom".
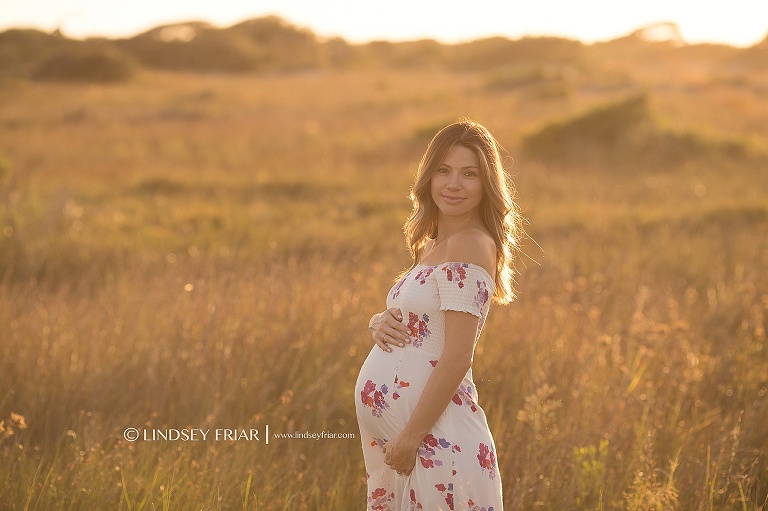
{"left": 1, "top": 2, "right": 767, "bottom": 510}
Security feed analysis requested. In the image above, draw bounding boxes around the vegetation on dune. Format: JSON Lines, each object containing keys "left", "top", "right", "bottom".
{"left": 117, "top": 22, "right": 261, "bottom": 73}
{"left": 521, "top": 94, "right": 765, "bottom": 168}
{"left": 0, "top": 29, "right": 64, "bottom": 78}
{"left": 1, "top": 16, "right": 766, "bottom": 81}
{"left": 31, "top": 42, "right": 136, "bottom": 82}
{"left": 0, "top": 23, "right": 767, "bottom": 510}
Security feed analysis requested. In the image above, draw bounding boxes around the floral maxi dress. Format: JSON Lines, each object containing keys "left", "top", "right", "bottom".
{"left": 355, "top": 262, "right": 503, "bottom": 511}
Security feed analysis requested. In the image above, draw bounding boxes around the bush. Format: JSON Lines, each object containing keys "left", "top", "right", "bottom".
{"left": 229, "top": 16, "right": 322, "bottom": 71}
{"left": 521, "top": 94, "right": 763, "bottom": 169}
{"left": 452, "top": 36, "right": 583, "bottom": 71}
{"left": 118, "top": 22, "right": 261, "bottom": 73}
{"left": 32, "top": 41, "right": 135, "bottom": 82}
{"left": 0, "top": 29, "right": 63, "bottom": 78}
{"left": 522, "top": 94, "right": 653, "bottom": 164}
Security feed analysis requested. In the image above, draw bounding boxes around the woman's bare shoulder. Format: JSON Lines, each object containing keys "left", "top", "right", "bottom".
{"left": 444, "top": 228, "right": 496, "bottom": 276}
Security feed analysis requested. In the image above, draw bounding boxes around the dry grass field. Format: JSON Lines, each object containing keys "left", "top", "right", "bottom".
{"left": 1, "top": 31, "right": 767, "bottom": 510}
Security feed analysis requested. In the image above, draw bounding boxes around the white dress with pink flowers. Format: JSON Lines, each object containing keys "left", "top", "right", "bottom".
{"left": 355, "top": 262, "right": 503, "bottom": 511}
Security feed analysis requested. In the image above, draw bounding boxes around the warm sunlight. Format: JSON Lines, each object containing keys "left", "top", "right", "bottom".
{"left": 2, "top": 0, "right": 766, "bottom": 46}
{"left": 2, "top": 0, "right": 767, "bottom": 508}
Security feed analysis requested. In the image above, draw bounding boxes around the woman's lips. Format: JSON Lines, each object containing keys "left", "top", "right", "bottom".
{"left": 441, "top": 195, "right": 465, "bottom": 204}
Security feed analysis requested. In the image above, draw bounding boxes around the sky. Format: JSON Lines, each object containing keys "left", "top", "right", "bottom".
{"left": 1, "top": 0, "right": 766, "bottom": 47}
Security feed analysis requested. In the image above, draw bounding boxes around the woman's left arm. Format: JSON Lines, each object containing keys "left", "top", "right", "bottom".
{"left": 384, "top": 228, "right": 496, "bottom": 475}
{"left": 382, "top": 309, "right": 478, "bottom": 475}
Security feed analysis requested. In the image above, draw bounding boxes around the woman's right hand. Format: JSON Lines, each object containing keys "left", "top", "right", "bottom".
{"left": 369, "top": 308, "right": 411, "bottom": 352}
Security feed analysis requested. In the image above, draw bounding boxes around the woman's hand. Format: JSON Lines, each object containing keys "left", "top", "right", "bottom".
{"left": 369, "top": 308, "right": 410, "bottom": 352}
{"left": 383, "top": 432, "right": 421, "bottom": 476}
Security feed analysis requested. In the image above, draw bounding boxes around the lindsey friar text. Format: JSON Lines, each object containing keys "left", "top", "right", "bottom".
{"left": 123, "top": 426, "right": 269, "bottom": 443}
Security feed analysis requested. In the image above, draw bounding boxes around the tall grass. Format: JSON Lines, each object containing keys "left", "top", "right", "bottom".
{"left": 1, "top": 67, "right": 766, "bottom": 509}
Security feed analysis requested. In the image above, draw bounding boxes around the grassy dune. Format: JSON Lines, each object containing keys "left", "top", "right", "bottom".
{"left": 1, "top": 65, "right": 767, "bottom": 510}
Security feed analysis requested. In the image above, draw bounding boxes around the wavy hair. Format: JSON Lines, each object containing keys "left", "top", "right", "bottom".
{"left": 403, "top": 119, "right": 524, "bottom": 304}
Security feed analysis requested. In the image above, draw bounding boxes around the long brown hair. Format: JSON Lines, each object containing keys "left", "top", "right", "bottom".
{"left": 403, "top": 119, "right": 524, "bottom": 304}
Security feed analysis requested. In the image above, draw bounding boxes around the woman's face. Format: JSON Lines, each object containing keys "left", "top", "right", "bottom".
{"left": 430, "top": 144, "right": 484, "bottom": 219}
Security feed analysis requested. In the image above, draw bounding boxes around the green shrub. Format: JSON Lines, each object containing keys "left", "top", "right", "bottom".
{"left": 0, "top": 28, "right": 63, "bottom": 78}
{"left": 452, "top": 36, "right": 583, "bottom": 71}
{"left": 229, "top": 16, "right": 322, "bottom": 71}
{"left": 117, "top": 23, "right": 261, "bottom": 73}
{"left": 32, "top": 41, "right": 135, "bottom": 82}
{"left": 522, "top": 94, "right": 652, "bottom": 164}
{"left": 521, "top": 94, "right": 762, "bottom": 169}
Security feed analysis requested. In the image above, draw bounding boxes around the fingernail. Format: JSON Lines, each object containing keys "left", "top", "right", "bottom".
{"left": 399, "top": 343, "right": 404, "bottom": 347}
{"left": 387, "top": 348, "right": 392, "bottom": 353}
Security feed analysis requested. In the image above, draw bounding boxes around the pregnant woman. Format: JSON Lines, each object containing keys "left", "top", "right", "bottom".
{"left": 355, "top": 120, "right": 524, "bottom": 510}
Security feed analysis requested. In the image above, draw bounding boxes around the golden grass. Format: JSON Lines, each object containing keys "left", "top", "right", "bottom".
{"left": 0, "top": 66, "right": 766, "bottom": 510}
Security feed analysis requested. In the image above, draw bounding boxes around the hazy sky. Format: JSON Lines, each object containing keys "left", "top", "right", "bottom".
{"left": 1, "top": 0, "right": 765, "bottom": 47}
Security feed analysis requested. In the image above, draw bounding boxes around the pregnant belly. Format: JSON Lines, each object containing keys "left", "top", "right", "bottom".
{"left": 354, "top": 346, "right": 437, "bottom": 438}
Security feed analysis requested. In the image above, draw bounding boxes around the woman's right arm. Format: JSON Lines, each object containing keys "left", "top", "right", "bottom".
{"left": 369, "top": 308, "right": 411, "bottom": 352}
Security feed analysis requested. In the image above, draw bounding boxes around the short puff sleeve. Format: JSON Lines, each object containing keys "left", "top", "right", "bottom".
{"left": 436, "top": 262, "right": 495, "bottom": 317}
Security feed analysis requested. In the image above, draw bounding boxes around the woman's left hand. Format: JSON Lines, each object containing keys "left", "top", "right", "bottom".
{"left": 382, "top": 433, "right": 420, "bottom": 476}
